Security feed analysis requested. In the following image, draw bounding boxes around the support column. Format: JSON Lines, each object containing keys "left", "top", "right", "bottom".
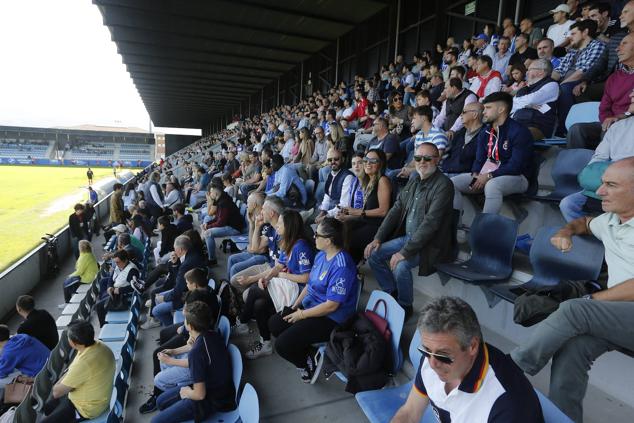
{"left": 335, "top": 38, "right": 340, "bottom": 85}
{"left": 277, "top": 78, "right": 280, "bottom": 106}
{"left": 260, "top": 88, "right": 264, "bottom": 114}
{"left": 394, "top": 0, "right": 401, "bottom": 60}
{"left": 300, "top": 61, "right": 304, "bottom": 100}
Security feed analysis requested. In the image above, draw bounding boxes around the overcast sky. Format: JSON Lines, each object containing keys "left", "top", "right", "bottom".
{"left": 0, "top": 0, "right": 200, "bottom": 135}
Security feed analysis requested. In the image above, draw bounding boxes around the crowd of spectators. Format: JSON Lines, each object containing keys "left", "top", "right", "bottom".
{"left": 4, "top": 1, "right": 634, "bottom": 422}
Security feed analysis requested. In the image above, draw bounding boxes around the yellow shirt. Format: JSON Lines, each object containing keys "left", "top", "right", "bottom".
{"left": 62, "top": 341, "right": 115, "bottom": 418}
{"left": 70, "top": 252, "right": 99, "bottom": 283}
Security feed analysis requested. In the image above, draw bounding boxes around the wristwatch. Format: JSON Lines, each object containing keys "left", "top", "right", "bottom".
{"left": 625, "top": 111, "right": 632, "bottom": 118}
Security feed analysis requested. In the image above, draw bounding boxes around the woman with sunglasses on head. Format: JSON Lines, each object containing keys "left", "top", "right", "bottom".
{"left": 239, "top": 210, "right": 314, "bottom": 360}
{"left": 268, "top": 217, "right": 359, "bottom": 383}
{"left": 338, "top": 149, "right": 392, "bottom": 263}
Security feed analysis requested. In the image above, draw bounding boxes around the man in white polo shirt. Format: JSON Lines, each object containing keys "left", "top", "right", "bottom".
{"left": 512, "top": 157, "right": 634, "bottom": 423}
{"left": 391, "top": 296, "right": 544, "bottom": 423}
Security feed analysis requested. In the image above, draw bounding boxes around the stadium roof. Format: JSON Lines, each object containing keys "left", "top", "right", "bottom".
{"left": 93, "top": 0, "right": 388, "bottom": 129}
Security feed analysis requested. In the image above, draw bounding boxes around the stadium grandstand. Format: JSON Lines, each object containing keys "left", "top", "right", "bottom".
{"left": 0, "top": 125, "right": 155, "bottom": 167}
{"left": 2, "top": 0, "right": 634, "bottom": 422}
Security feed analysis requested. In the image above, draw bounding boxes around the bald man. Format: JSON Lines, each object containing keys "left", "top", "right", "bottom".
{"left": 511, "top": 157, "right": 634, "bottom": 422}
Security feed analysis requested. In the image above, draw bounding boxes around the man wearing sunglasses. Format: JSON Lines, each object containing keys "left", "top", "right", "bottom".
{"left": 450, "top": 91, "right": 533, "bottom": 215}
{"left": 391, "top": 297, "right": 544, "bottom": 423}
{"left": 315, "top": 148, "right": 355, "bottom": 224}
{"left": 365, "top": 143, "right": 454, "bottom": 319}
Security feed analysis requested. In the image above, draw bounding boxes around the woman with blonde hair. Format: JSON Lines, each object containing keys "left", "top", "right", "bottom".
{"left": 62, "top": 240, "right": 98, "bottom": 303}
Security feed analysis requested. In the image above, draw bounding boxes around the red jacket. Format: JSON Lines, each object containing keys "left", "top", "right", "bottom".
{"left": 348, "top": 98, "right": 368, "bottom": 121}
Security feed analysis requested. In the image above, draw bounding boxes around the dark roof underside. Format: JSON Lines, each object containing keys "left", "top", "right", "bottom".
{"left": 94, "top": 0, "right": 388, "bottom": 128}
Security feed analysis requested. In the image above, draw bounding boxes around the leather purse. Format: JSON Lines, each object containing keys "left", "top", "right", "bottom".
{"left": 3, "top": 375, "right": 34, "bottom": 404}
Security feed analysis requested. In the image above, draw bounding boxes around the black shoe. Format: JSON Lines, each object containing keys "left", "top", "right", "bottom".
{"left": 139, "top": 395, "right": 157, "bottom": 414}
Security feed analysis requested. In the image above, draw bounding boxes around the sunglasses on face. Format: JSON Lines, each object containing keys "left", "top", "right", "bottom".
{"left": 314, "top": 232, "right": 330, "bottom": 239}
{"left": 418, "top": 346, "right": 454, "bottom": 365}
{"left": 363, "top": 157, "right": 380, "bottom": 165}
{"left": 393, "top": 97, "right": 403, "bottom": 102}
{"left": 413, "top": 155, "right": 438, "bottom": 162}
{"left": 327, "top": 157, "right": 341, "bottom": 163}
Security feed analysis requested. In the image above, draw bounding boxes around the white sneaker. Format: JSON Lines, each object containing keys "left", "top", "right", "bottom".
{"left": 231, "top": 320, "right": 250, "bottom": 337}
{"left": 245, "top": 339, "right": 272, "bottom": 360}
{"left": 145, "top": 299, "right": 152, "bottom": 308}
{"left": 141, "top": 317, "right": 161, "bottom": 330}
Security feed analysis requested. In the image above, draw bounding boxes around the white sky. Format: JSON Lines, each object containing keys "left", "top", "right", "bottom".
{"left": 0, "top": 0, "right": 201, "bottom": 136}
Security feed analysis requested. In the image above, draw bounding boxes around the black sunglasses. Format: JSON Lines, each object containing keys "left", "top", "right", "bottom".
{"left": 413, "top": 155, "right": 438, "bottom": 162}
{"left": 327, "top": 157, "right": 341, "bottom": 162}
{"left": 418, "top": 346, "right": 454, "bottom": 365}
{"left": 314, "top": 232, "right": 330, "bottom": 239}
{"left": 363, "top": 157, "right": 380, "bottom": 165}
{"left": 393, "top": 97, "right": 403, "bottom": 102}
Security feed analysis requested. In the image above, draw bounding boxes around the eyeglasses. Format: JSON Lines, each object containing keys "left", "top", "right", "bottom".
{"left": 314, "top": 232, "right": 330, "bottom": 239}
{"left": 393, "top": 97, "right": 403, "bottom": 102}
{"left": 418, "top": 346, "right": 454, "bottom": 365}
{"left": 413, "top": 155, "right": 438, "bottom": 162}
{"left": 327, "top": 157, "right": 341, "bottom": 163}
{"left": 363, "top": 157, "right": 380, "bottom": 165}
{"left": 461, "top": 109, "right": 477, "bottom": 115}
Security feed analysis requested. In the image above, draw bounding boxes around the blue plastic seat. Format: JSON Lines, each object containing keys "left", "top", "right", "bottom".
{"left": 539, "top": 102, "right": 600, "bottom": 146}
{"left": 75, "top": 283, "right": 91, "bottom": 294}
{"left": 355, "top": 330, "right": 422, "bottom": 423}
{"left": 536, "top": 389, "right": 574, "bottom": 423}
{"left": 99, "top": 310, "right": 136, "bottom": 343}
{"left": 173, "top": 309, "right": 185, "bottom": 325}
{"left": 531, "top": 149, "right": 594, "bottom": 202}
{"left": 105, "top": 295, "right": 140, "bottom": 324}
{"left": 488, "top": 226, "right": 605, "bottom": 303}
{"left": 218, "top": 315, "right": 230, "bottom": 346}
{"left": 238, "top": 383, "right": 259, "bottom": 423}
{"left": 61, "top": 303, "right": 80, "bottom": 315}
{"left": 56, "top": 314, "right": 73, "bottom": 328}
{"left": 229, "top": 235, "right": 250, "bottom": 250}
{"left": 435, "top": 213, "right": 518, "bottom": 284}
{"left": 183, "top": 344, "right": 242, "bottom": 423}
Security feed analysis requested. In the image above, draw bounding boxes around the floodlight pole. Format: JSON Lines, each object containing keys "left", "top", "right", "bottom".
{"left": 394, "top": 0, "right": 401, "bottom": 61}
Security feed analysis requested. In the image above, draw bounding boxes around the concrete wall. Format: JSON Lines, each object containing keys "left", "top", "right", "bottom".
{"left": 165, "top": 134, "right": 200, "bottom": 157}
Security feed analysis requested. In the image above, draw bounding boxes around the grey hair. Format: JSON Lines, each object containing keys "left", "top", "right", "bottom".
{"left": 531, "top": 58, "right": 552, "bottom": 75}
{"left": 417, "top": 296, "right": 482, "bottom": 350}
{"left": 263, "top": 196, "right": 285, "bottom": 216}
{"left": 174, "top": 235, "right": 192, "bottom": 251}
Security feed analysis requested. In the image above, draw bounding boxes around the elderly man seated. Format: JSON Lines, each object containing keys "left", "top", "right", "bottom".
{"left": 512, "top": 157, "right": 634, "bottom": 423}
{"left": 365, "top": 143, "right": 454, "bottom": 319}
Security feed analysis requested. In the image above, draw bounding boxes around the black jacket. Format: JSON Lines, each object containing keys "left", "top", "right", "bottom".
{"left": 159, "top": 223, "right": 180, "bottom": 257}
{"left": 165, "top": 251, "right": 206, "bottom": 310}
{"left": 68, "top": 213, "right": 89, "bottom": 239}
{"left": 17, "top": 309, "right": 58, "bottom": 350}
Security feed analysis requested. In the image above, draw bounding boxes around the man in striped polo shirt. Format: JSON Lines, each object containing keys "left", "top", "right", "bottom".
{"left": 395, "top": 106, "right": 448, "bottom": 180}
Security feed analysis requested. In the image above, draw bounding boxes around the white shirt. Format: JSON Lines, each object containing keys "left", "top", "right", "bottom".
{"left": 319, "top": 171, "right": 355, "bottom": 215}
{"left": 591, "top": 118, "right": 634, "bottom": 164}
{"left": 434, "top": 91, "right": 478, "bottom": 132}
{"left": 547, "top": 20, "right": 574, "bottom": 47}
{"left": 511, "top": 81, "right": 559, "bottom": 116}
{"left": 280, "top": 139, "right": 295, "bottom": 161}
{"left": 163, "top": 189, "right": 182, "bottom": 207}
{"left": 342, "top": 106, "right": 355, "bottom": 119}
{"left": 590, "top": 213, "right": 634, "bottom": 288}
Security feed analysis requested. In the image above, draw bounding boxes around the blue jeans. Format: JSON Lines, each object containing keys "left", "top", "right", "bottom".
{"left": 63, "top": 276, "right": 82, "bottom": 303}
{"left": 227, "top": 252, "right": 268, "bottom": 280}
{"left": 155, "top": 354, "right": 191, "bottom": 392}
{"left": 152, "top": 289, "right": 175, "bottom": 327}
{"left": 559, "top": 191, "right": 588, "bottom": 222}
{"left": 367, "top": 236, "right": 419, "bottom": 307}
{"left": 151, "top": 387, "right": 214, "bottom": 423}
{"left": 556, "top": 81, "right": 582, "bottom": 137}
{"left": 204, "top": 227, "right": 241, "bottom": 260}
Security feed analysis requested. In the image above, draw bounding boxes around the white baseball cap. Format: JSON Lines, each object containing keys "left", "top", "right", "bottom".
{"left": 550, "top": 4, "right": 571, "bottom": 14}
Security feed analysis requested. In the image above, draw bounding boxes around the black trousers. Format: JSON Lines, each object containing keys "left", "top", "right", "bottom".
{"left": 41, "top": 396, "right": 87, "bottom": 423}
{"left": 566, "top": 122, "right": 603, "bottom": 150}
{"left": 268, "top": 312, "right": 337, "bottom": 368}
{"left": 240, "top": 287, "right": 276, "bottom": 340}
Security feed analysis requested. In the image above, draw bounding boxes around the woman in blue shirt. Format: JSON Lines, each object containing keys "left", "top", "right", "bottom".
{"left": 240, "top": 210, "right": 314, "bottom": 360}
{"left": 268, "top": 217, "right": 358, "bottom": 383}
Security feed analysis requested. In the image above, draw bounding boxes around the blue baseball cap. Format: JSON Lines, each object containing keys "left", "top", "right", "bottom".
{"left": 472, "top": 33, "right": 489, "bottom": 42}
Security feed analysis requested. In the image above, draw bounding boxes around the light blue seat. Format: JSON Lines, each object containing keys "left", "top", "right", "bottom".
{"left": 536, "top": 390, "right": 574, "bottom": 423}
{"left": 86, "top": 373, "right": 126, "bottom": 423}
{"left": 75, "top": 284, "right": 92, "bottom": 294}
{"left": 355, "top": 330, "right": 422, "bottom": 422}
{"left": 218, "top": 315, "right": 230, "bottom": 346}
{"left": 104, "top": 331, "right": 132, "bottom": 361}
{"left": 100, "top": 323, "right": 128, "bottom": 342}
{"left": 105, "top": 295, "right": 140, "bottom": 324}
{"left": 183, "top": 344, "right": 243, "bottom": 423}
{"left": 56, "top": 314, "right": 73, "bottom": 328}
{"left": 173, "top": 309, "right": 185, "bottom": 324}
{"left": 238, "top": 383, "right": 259, "bottom": 423}
{"left": 229, "top": 235, "right": 250, "bottom": 250}
{"left": 61, "top": 303, "right": 80, "bottom": 315}
{"left": 69, "top": 293, "right": 85, "bottom": 303}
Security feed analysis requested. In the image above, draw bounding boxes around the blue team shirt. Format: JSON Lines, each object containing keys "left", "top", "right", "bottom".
{"left": 302, "top": 250, "right": 358, "bottom": 324}
{"left": 263, "top": 224, "right": 280, "bottom": 264}
{"left": 278, "top": 239, "right": 314, "bottom": 275}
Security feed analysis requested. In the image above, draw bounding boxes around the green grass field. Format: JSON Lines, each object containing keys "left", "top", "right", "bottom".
{"left": 0, "top": 166, "right": 133, "bottom": 272}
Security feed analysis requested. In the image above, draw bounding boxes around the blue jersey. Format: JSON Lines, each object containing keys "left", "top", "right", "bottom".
{"left": 263, "top": 224, "right": 280, "bottom": 264}
{"left": 278, "top": 239, "right": 314, "bottom": 275}
{"left": 303, "top": 250, "right": 358, "bottom": 324}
